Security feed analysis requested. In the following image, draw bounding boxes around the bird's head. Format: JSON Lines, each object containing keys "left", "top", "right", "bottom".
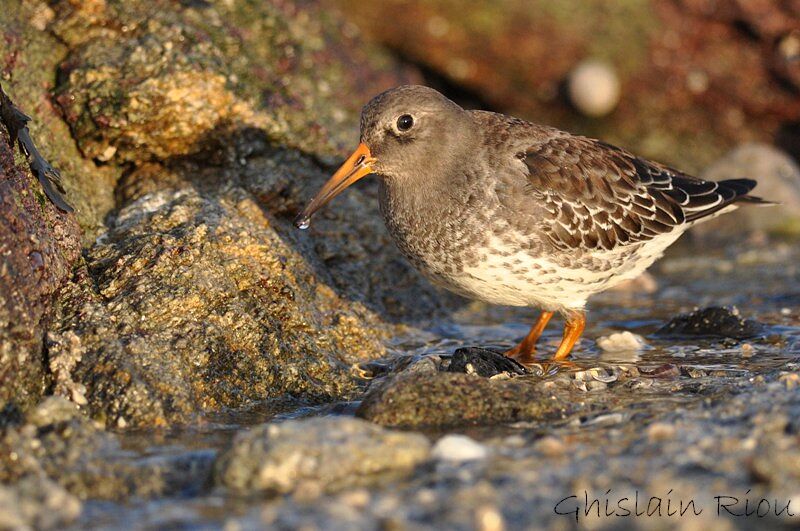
{"left": 295, "top": 85, "right": 469, "bottom": 229}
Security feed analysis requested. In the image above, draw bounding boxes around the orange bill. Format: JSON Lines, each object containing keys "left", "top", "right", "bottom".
{"left": 295, "top": 142, "right": 376, "bottom": 229}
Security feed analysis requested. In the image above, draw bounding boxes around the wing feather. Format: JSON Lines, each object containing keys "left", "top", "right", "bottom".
{"left": 512, "top": 136, "right": 759, "bottom": 251}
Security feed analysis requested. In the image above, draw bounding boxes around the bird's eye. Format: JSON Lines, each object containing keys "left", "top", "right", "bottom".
{"left": 396, "top": 114, "right": 414, "bottom": 132}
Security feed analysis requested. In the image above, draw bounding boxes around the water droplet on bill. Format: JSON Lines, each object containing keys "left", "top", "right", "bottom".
{"left": 295, "top": 216, "right": 311, "bottom": 230}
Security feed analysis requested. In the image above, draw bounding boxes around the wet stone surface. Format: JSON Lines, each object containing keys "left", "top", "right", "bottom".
{"left": 48, "top": 187, "right": 391, "bottom": 427}
{"left": 214, "top": 416, "right": 431, "bottom": 495}
{"left": 0, "top": 242, "right": 794, "bottom": 529}
{"left": 447, "top": 347, "right": 528, "bottom": 377}
{"left": 656, "top": 306, "right": 767, "bottom": 339}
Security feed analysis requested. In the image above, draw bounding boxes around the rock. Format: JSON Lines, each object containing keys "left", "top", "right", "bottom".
{"left": 447, "top": 348, "right": 527, "bottom": 377}
{"left": 24, "top": 396, "right": 84, "bottom": 427}
{"left": 1, "top": 1, "right": 119, "bottom": 238}
{"left": 431, "top": 434, "right": 488, "bottom": 462}
{"left": 224, "top": 370, "right": 800, "bottom": 530}
{"left": 335, "top": 0, "right": 800, "bottom": 170}
{"left": 749, "top": 437, "right": 800, "bottom": 488}
{"left": 5, "top": 0, "right": 455, "bottom": 427}
{"left": 656, "top": 306, "right": 766, "bottom": 340}
{"left": 58, "top": 32, "right": 250, "bottom": 163}
{"left": 214, "top": 416, "right": 431, "bottom": 494}
{"left": 695, "top": 143, "right": 800, "bottom": 239}
{"left": 646, "top": 422, "right": 677, "bottom": 442}
{"left": 52, "top": 0, "right": 417, "bottom": 162}
{"left": 357, "top": 371, "right": 574, "bottom": 428}
{"left": 0, "top": 116, "right": 82, "bottom": 413}
{"left": 0, "top": 475, "right": 81, "bottom": 530}
{"left": 49, "top": 188, "right": 390, "bottom": 427}
{"left": 0, "top": 397, "right": 214, "bottom": 500}
{"left": 596, "top": 331, "right": 647, "bottom": 352}
{"left": 567, "top": 59, "right": 621, "bottom": 117}
{"left": 532, "top": 436, "right": 566, "bottom": 457}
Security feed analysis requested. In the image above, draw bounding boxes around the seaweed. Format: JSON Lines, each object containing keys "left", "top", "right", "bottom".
{"left": 0, "top": 82, "right": 74, "bottom": 213}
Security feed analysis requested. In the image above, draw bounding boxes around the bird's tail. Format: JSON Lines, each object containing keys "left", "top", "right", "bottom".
{"left": 684, "top": 178, "right": 775, "bottom": 223}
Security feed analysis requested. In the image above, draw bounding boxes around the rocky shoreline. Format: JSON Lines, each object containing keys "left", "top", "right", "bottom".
{"left": 1, "top": 0, "right": 799, "bottom": 528}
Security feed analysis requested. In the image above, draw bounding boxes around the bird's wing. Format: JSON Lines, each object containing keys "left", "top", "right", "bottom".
{"left": 498, "top": 134, "right": 756, "bottom": 252}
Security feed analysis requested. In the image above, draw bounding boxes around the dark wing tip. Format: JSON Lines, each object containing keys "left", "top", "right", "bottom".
{"left": 735, "top": 195, "right": 777, "bottom": 206}
{"left": 682, "top": 177, "right": 772, "bottom": 223}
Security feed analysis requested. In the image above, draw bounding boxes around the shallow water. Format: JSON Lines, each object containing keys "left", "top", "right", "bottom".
{"left": 72, "top": 242, "right": 800, "bottom": 529}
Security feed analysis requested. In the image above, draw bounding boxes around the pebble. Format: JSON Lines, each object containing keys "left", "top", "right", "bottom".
{"left": 475, "top": 505, "right": 505, "bottom": 531}
{"left": 574, "top": 367, "right": 618, "bottom": 385}
{"left": 215, "top": 417, "right": 431, "bottom": 494}
{"left": 533, "top": 436, "right": 566, "bottom": 457}
{"left": 779, "top": 372, "right": 800, "bottom": 389}
{"left": 596, "top": 331, "right": 647, "bottom": 352}
{"left": 432, "top": 434, "right": 489, "bottom": 462}
{"left": 339, "top": 489, "right": 371, "bottom": 509}
{"left": 740, "top": 343, "right": 755, "bottom": 358}
{"left": 583, "top": 412, "right": 624, "bottom": 427}
{"left": 646, "top": 422, "right": 677, "bottom": 442}
{"left": 568, "top": 59, "right": 621, "bottom": 117}
{"left": 586, "top": 380, "right": 608, "bottom": 392}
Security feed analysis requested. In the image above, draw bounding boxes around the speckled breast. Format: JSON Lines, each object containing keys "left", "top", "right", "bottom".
{"left": 377, "top": 176, "right": 492, "bottom": 295}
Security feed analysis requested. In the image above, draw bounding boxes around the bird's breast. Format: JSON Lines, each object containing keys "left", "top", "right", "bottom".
{"left": 378, "top": 178, "right": 491, "bottom": 284}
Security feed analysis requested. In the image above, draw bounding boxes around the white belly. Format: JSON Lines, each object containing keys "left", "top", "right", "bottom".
{"left": 445, "top": 232, "right": 684, "bottom": 311}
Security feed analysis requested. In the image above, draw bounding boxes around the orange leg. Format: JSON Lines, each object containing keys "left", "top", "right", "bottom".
{"left": 504, "top": 311, "right": 554, "bottom": 360}
{"left": 552, "top": 311, "right": 586, "bottom": 360}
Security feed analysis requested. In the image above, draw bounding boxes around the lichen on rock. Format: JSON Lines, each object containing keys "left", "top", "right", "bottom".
{"left": 52, "top": 0, "right": 418, "bottom": 162}
{"left": 1, "top": 0, "right": 119, "bottom": 239}
{"left": 49, "top": 186, "right": 391, "bottom": 427}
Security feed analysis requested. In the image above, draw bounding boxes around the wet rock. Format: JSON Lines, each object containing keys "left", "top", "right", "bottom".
{"left": 0, "top": 117, "right": 82, "bottom": 413}
{"left": 656, "top": 306, "right": 766, "bottom": 339}
{"left": 532, "top": 435, "right": 566, "bottom": 457}
{"left": 53, "top": 0, "right": 417, "bottom": 161}
{"left": 446, "top": 347, "right": 527, "bottom": 377}
{"left": 221, "top": 370, "right": 800, "bottom": 530}
{"left": 238, "top": 147, "right": 459, "bottom": 323}
{"left": 695, "top": 143, "right": 800, "bottom": 239}
{"left": 0, "top": 475, "right": 81, "bottom": 530}
{"left": 646, "top": 422, "right": 677, "bottom": 442}
{"left": 431, "top": 434, "right": 488, "bottom": 462}
{"left": 49, "top": 188, "right": 389, "bottom": 427}
{"left": 0, "top": 397, "right": 214, "bottom": 500}
{"left": 56, "top": 9, "right": 251, "bottom": 163}
{"left": 567, "top": 59, "right": 621, "bottom": 117}
{"left": 638, "top": 364, "right": 681, "bottom": 379}
{"left": 214, "top": 416, "right": 431, "bottom": 495}
{"left": 357, "top": 371, "right": 574, "bottom": 428}
{"left": 749, "top": 438, "right": 800, "bottom": 488}
{"left": 1, "top": 1, "right": 119, "bottom": 238}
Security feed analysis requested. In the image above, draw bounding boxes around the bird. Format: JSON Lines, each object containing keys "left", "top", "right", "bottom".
{"left": 295, "top": 85, "right": 769, "bottom": 362}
